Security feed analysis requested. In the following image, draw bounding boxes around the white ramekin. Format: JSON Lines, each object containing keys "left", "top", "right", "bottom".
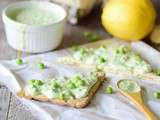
{"left": 2, "top": 1, "right": 66, "bottom": 53}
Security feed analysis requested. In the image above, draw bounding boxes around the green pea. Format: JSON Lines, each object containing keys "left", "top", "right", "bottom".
{"left": 79, "top": 48, "right": 87, "bottom": 55}
{"left": 99, "top": 57, "right": 106, "bottom": 64}
{"left": 16, "top": 58, "right": 23, "bottom": 65}
{"left": 133, "top": 53, "right": 142, "bottom": 62}
{"left": 76, "top": 80, "right": 86, "bottom": 87}
{"left": 83, "top": 31, "right": 92, "bottom": 38}
{"left": 105, "top": 87, "right": 113, "bottom": 94}
{"left": 38, "top": 63, "right": 45, "bottom": 70}
{"left": 116, "top": 46, "right": 129, "bottom": 54}
{"left": 75, "top": 75, "right": 81, "bottom": 80}
{"left": 154, "top": 91, "right": 160, "bottom": 99}
{"left": 35, "top": 80, "right": 44, "bottom": 86}
{"left": 51, "top": 81, "right": 60, "bottom": 89}
{"left": 29, "top": 80, "right": 44, "bottom": 86}
{"left": 67, "top": 82, "right": 76, "bottom": 89}
{"left": 90, "top": 34, "right": 102, "bottom": 42}
{"left": 83, "top": 31, "right": 102, "bottom": 42}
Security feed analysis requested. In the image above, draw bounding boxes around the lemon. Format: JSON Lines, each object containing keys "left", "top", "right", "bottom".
{"left": 101, "top": 0, "right": 156, "bottom": 41}
{"left": 150, "top": 25, "right": 160, "bottom": 44}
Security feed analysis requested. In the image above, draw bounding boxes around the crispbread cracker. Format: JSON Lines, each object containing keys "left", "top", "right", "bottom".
{"left": 18, "top": 72, "right": 105, "bottom": 108}
{"left": 59, "top": 58, "right": 160, "bottom": 84}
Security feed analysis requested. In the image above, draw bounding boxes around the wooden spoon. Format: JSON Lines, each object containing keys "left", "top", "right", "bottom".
{"left": 117, "top": 80, "right": 158, "bottom": 120}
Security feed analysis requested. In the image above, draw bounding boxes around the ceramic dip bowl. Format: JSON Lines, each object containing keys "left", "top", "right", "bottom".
{"left": 2, "top": 1, "right": 66, "bottom": 53}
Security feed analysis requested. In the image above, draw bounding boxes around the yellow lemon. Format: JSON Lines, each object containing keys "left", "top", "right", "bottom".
{"left": 101, "top": 0, "right": 157, "bottom": 41}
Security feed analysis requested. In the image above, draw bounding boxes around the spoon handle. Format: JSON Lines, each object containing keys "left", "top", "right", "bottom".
{"left": 126, "top": 92, "right": 158, "bottom": 120}
{"left": 137, "top": 102, "right": 158, "bottom": 120}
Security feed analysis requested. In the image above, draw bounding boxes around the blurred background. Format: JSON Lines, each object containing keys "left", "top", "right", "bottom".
{"left": 0, "top": 0, "right": 107, "bottom": 59}
{"left": 0, "top": 0, "right": 160, "bottom": 59}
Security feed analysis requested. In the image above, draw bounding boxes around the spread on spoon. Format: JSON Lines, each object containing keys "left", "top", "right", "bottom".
{"left": 118, "top": 80, "right": 140, "bottom": 93}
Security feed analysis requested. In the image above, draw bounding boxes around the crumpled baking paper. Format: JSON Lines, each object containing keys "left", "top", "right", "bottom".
{"left": 0, "top": 39, "right": 160, "bottom": 120}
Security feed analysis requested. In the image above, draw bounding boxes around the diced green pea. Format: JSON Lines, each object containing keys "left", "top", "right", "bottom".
{"left": 79, "top": 48, "right": 87, "bottom": 55}
{"left": 38, "top": 63, "right": 45, "bottom": 70}
{"left": 83, "top": 31, "right": 102, "bottom": 42}
{"left": 133, "top": 53, "right": 142, "bottom": 62}
{"left": 90, "top": 34, "right": 102, "bottom": 42}
{"left": 67, "top": 82, "right": 76, "bottom": 89}
{"left": 29, "top": 80, "right": 35, "bottom": 84}
{"left": 99, "top": 57, "right": 106, "bottom": 64}
{"left": 154, "top": 91, "right": 160, "bottom": 99}
{"left": 34, "top": 80, "right": 44, "bottom": 86}
{"left": 16, "top": 58, "right": 23, "bottom": 65}
{"left": 116, "top": 46, "right": 129, "bottom": 54}
{"left": 50, "top": 81, "right": 61, "bottom": 89}
{"left": 75, "top": 75, "right": 81, "bottom": 80}
{"left": 105, "top": 87, "right": 113, "bottom": 94}
{"left": 29, "top": 79, "right": 44, "bottom": 86}
{"left": 76, "top": 80, "right": 86, "bottom": 87}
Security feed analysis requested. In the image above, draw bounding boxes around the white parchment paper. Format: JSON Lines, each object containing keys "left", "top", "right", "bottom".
{"left": 0, "top": 39, "right": 160, "bottom": 120}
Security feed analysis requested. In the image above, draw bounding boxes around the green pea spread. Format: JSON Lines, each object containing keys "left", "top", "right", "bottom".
{"left": 26, "top": 71, "right": 100, "bottom": 100}
{"left": 72, "top": 45, "right": 152, "bottom": 74}
{"left": 10, "top": 7, "right": 57, "bottom": 25}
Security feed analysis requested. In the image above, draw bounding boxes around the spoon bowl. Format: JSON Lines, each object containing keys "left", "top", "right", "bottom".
{"left": 117, "top": 79, "right": 141, "bottom": 93}
{"left": 117, "top": 79, "right": 158, "bottom": 120}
